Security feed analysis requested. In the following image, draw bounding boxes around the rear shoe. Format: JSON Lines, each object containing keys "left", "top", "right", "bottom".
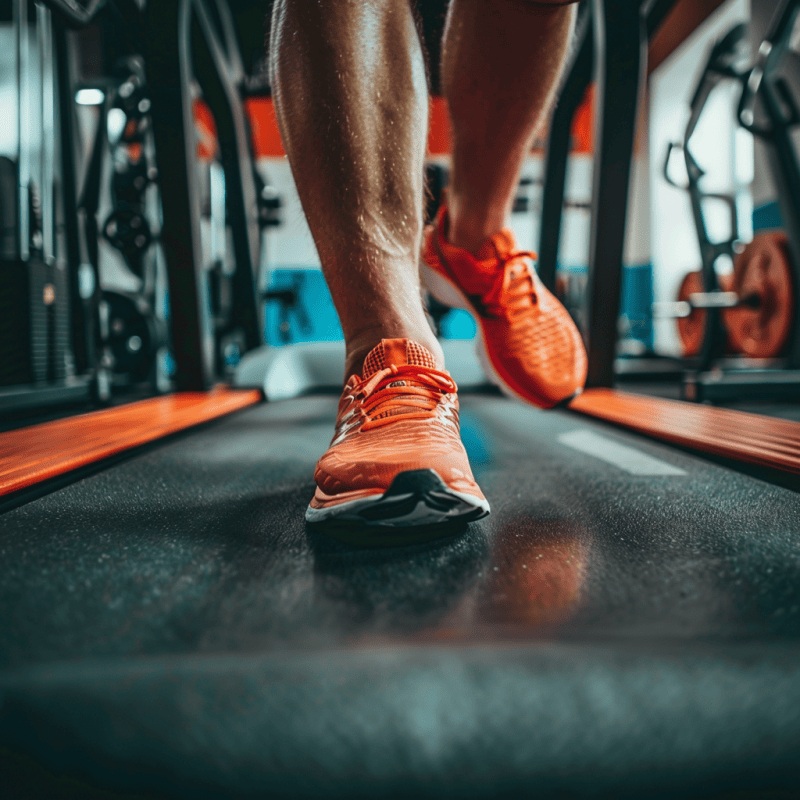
{"left": 306, "top": 338, "right": 490, "bottom": 533}
{"left": 421, "top": 206, "right": 587, "bottom": 408}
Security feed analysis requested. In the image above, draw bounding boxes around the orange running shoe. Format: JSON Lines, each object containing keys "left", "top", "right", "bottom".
{"left": 306, "top": 338, "right": 490, "bottom": 530}
{"left": 421, "top": 207, "right": 587, "bottom": 408}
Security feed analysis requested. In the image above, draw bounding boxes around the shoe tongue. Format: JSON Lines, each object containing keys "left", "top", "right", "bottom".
{"left": 362, "top": 339, "right": 438, "bottom": 379}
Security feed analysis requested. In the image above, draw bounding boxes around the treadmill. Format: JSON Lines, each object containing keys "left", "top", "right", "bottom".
{"left": 2, "top": 0, "right": 800, "bottom": 797}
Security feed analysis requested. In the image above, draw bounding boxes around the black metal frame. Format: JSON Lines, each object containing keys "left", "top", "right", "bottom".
{"left": 53, "top": 19, "right": 97, "bottom": 378}
{"left": 143, "top": 0, "right": 260, "bottom": 391}
{"left": 538, "top": 0, "right": 678, "bottom": 389}
{"left": 36, "top": 0, "right": 263, "bottom": 394}
{"left": 540, "top": 0, "right": 800, "bottom": 402}
{"left": 0, "top": 0, "right": 95, "bottom": 414}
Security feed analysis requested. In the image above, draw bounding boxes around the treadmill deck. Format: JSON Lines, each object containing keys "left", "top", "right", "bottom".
{"left": 2, "top": 394, "right": 799, "bottom": 798}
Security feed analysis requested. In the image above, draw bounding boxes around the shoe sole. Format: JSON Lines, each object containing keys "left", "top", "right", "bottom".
{"left": 421, "top": 260, "right": 582, "bottom": 409}
{"left": 306, "top": 468, "right": 490, "bottom": 536}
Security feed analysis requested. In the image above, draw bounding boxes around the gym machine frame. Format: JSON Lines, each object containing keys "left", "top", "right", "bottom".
{"left": 539, "top": 0, "right": 800, "bottom": 403}
{"left": 684, "top": 0, "right": 800, "bottom": 401}
{"left": 145, "top": 0, "right": 262, "bottom": 390}
{"left": 679, "top": 0, "right": 800, "bottom": 402}
{"left": 0, "top": 0, "right": 96, "bottom": 416}
{"left": 657, "top": 24, "right": 748, "bottom": 367}
{"left": 32, "top": 0, "right": 264, "bottom": 397}
{"left": 652, "top": 12, "right": 800, "bottom": 404}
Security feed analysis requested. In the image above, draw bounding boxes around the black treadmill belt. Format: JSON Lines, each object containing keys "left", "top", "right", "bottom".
{"left": 2, "top": 395, "right": 800, "bottom": 798}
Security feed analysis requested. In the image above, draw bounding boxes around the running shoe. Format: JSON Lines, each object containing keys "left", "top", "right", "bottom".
{"left": 421, "top": 206, "right": 587, "bottom": 408}
{"left": 306, "top": 338, "right": 490, "bottom": 532}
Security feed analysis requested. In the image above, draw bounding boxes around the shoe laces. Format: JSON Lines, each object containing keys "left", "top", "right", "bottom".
{"left": 354, "top": 364, "right": 457, "bottom": 431}
{"left": 482, "top": 245, "right": 539, "bottom": 321}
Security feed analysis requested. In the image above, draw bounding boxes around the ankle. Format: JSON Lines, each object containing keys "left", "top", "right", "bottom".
{"left": 344, "top": 325, "right": 444, "bottom": 379}
{"left": 446, "top": 198, "right": 508, "bottom": 257}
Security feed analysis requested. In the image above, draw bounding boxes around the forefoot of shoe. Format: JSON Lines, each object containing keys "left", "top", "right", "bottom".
{"left": 473, "top": 331, "right": 583, "bottom": 409}
{"left": 306, "top": 468, "right": 490, "bottom": 533}
{"left": 421, "top": 252, "right": 585, "bottom": 409}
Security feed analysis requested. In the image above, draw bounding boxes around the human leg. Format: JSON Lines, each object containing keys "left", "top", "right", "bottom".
{"left": 421, "top": 0, "right": 587, "bottom": 408}
{"left": 443, "top": 0, "right": 578, "bottom": 254}
{"left": 269, "top": 1, "right": 488, "bottom": 530}
{"left": 269, "top": 0, "right": 440, "bottom": 378}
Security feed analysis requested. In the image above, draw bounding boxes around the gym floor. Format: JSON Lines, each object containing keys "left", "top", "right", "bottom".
{"left": 2, "top": 390, "right": 799, "bottom": 798}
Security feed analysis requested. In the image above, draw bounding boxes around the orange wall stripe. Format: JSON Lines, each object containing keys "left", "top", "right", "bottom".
{"left": 0, "top": 388, "right": 262, "bottom": 498}
{"left": 570, "top": 84, "right": 594, "bottom": 155}
{"left": 570, "top": 389, "right": 800, "bottom": 475}
{"left": 245, "top": 97, "right": 286, "bottom": 158}
{"left": 427, "top": 97, "right": 452, "bottom": 156}
{"left": 193, "top": 98, "right": 219, "bottom": 162}
{"left": 239, "top": 94, "right": 596, "bottom": 160}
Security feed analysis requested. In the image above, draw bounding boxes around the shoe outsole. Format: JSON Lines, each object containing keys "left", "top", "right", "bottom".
{"left": 306, "top": 468, "right": 490, "bottom": 543}
{"left": 421, "top": 259, "right": 581, "bottom": 409}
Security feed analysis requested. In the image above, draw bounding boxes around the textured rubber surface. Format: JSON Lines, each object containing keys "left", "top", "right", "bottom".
{"left": 2, "top": 395, "right": 800, "bottom": 798}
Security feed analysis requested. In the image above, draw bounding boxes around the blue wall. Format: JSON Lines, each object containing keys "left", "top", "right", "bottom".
{"left": 263, "top": 264, "right": 653, "bottom": 349}
{"left": 753, "top": 201, "right": 782, "bottom": 232}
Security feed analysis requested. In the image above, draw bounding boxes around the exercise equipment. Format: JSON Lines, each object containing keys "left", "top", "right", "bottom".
{"left": 0, "top": 2, "right": 84, "bottom": 413}
{"left": 0, "top": 0, "right": 272, "bottom": 409}
{"left": 102, "top": 58, "right": 155, "bottom": 281}
{"left": 3, "top": 386, "right": 800, "bottom": 796}
{"left": 682, "top": 0, "right": 800, "bottom": 402}
{"left": 657, "top": 23, "right": 750, "bottom": 366}
{"left": 673, "top": 270, "right": 735, "bottom": 358}
{"left": 537, "top": 0, "right": 683, "bottom": 388}
{"left": 668, "top": 232, "right": 795, "bottom": 361}
{"left": 735, "top": 0, "right": 800, "bottom": 361}
{"left": 645, "top": 3, "right": 800, "bottom": 401}
{"left": 723, "top": 232, "right": 796, "bottom": 358}
{"left": 98, "top": 290, "right": 168, "bottom": 385}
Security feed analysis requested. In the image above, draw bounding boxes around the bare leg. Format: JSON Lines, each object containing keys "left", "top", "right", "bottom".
{"left": 269, "top": 0, "right": 441, "bottom": 378}
{"left": 443, "top": 0, "right": 577, "bottom": 254}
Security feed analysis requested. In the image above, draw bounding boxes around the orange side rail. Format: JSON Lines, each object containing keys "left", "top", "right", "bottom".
{"left": 0, "top": 388, "right": 262, "bottom": 498}
{"left": 570, "top": 388, "right": 800, "bottom": 476}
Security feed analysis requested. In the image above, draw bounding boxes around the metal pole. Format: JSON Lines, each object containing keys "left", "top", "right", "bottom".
{"left": 584, "top": 0, "right": 648, "bottom": 388}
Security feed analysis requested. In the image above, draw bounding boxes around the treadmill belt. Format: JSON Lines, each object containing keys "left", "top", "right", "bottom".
{"left": 2, "top": 394, "right": 799, "bottom": 798}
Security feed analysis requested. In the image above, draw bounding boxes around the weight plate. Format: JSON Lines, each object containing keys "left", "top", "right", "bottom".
{"left": 676, "top": 271, "right": 704, "bottom": 357}
{"left": 676, "top": 271, "right": 734, "bottom": 357}
{"left": 101, "top": 291, "right": 162, "bottom": 382}
{"left": 724, "top": 232, "right": 795, "bottom": 358}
